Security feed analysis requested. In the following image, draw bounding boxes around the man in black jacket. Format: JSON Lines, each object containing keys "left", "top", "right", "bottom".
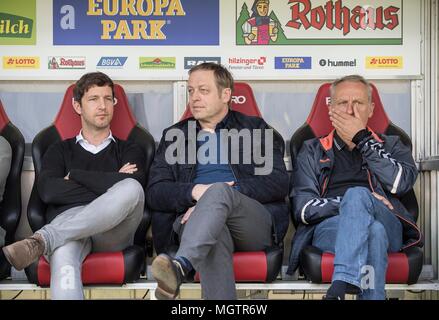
{"left": 0, "top": 136, "right": 12, "bottom": 280}
{"left": 2, "top": 72, "right": 145, "bottom": 299}
{"left": 147, "top": 63, "right": 288, "bottom": 299}
{"left": 288, "top": 75, "right": 421, "bottom": 300}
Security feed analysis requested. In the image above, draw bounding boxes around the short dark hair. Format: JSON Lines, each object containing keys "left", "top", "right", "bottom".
{"left": 188, "top": 63, "right": 234, "bottom": 106}
{"left": 330, "top": 74, "right": 372, "bottom": 103}
{"left": 73, "top": 72, "right": 114, "bottom": 103}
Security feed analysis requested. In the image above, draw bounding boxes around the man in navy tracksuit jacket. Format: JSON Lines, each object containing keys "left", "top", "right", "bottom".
{"left": 287, "top": 75, "right": 422, "bottom": 300}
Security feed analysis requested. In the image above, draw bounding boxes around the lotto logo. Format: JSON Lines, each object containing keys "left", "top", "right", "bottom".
{"left": 3, "top": 56, "right": 39, "bottom": 69}
{"left": 366, "top": 56, "right": 403, "bottom": 69}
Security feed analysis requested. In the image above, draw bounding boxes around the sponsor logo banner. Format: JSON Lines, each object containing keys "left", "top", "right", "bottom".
{"left": 236, "top": 0, "right": 403, "bottom": 45}
{"left": 97, "top": 57, "right": 128, "bottom": 68}
{"left": 0, "top": 0, "right": 36, "bottom": 45}
{"left": 318, "top": 58, "right": 357, "bottom": 67}
{"left": 53, "top": 0, "right": 219, "bottom": 45}
{"left": 184, "top": 57, "right": 221, "bottom": 69}
{"left": 227, "top": 56, "right": 267, "bottom": 70}
{"left": 48, "top": 56, "right": 86, "bottom": 69}
{"left": 366, "top": 56, "right": 403, "bottom": 69}
{"left": 139, "top": 57, "right": 176, "bottom": 69}
{"left": 275, "top": 57, "right": 312, "bottom": 69}
{"left": 3, "top": 56, "right": 39, "bottom": 69}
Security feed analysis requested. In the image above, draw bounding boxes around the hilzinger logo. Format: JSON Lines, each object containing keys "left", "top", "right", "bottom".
{"left": 319, "top": 58, "right": 356, "bottom": 67}
{"left": 229, "top": 57, "right": 266, "bottom": 65}
{"left": 0, "top": 13, "right": 33, "bottom": 38}
{"left": 228, "top": 57, "right": 267, "bottom": 70}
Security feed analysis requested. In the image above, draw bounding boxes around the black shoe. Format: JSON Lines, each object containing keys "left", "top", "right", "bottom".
{"left": 322, "top": 294, "right": 343, "bottom": 300}
{"left": 151, "top": 254, "right": 186, "bottom": 300}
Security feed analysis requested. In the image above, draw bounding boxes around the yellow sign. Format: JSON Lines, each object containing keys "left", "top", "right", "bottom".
{"left": 88, "top": 0, "right": 184, "bottom": 40}
{"left": 366, "top": 56, "right": 403, "bottom": 69}
{"left": 3, "top": 56, "right": 40, "bottom": 69}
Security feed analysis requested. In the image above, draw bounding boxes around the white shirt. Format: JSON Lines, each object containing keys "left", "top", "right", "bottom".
{"left": 75, "top": 130, "right": 115, "bottom": 154}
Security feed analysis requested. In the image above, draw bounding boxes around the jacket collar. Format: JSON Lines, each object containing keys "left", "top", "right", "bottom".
{"left": 319, "top": 127, "right": 384, "bottom": 152}
{"left": 183, "top": 110, "right": 233, "bottom": 139}
{"left": 333, "top": 131, "right": 346, "bottom": 151}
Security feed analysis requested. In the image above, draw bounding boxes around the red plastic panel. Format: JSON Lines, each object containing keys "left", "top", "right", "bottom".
{"left": 0, "top": 100, "right": 10, "bottom": 132}
{"left": 320, "top": 252, "right": 409, "bottom": 284}
{"left": 181, "top": 82, "right": 262, "bottom": 121}
{"left": 385, "top": 252, "right": 409, "bottom": 283}
{"left": 321, "top": 252, "right": 335, "bottom": 283}
{"left": 37, "top": 252, "right": 125, "bottom": 285}
{"left": 306, "top": 83, "right": 390, "bottom": 138}
{"left": 54, "top": 84, "right": 136, "bottom": 140}
{"left": 195, "top": 251, "right": 268, "bottom": 282}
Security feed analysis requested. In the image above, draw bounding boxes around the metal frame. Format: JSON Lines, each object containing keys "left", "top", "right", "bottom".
{"left": 415, "top": 0, "right": 439, "bottom": 287}
{"left": 0, "top": 280, "right": 436, "bottom": 292}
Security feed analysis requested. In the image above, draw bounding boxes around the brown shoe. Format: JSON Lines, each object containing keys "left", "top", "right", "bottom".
{"left": 2, "top": 233, "right": 45, "bottom": 271}
{"left": 152, "top": 254, "right": 185, "bottom": 300}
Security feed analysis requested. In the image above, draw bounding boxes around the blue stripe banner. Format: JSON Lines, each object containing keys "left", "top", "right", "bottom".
{"left": 53, "top": 0, "right": 219, "bottom": 45}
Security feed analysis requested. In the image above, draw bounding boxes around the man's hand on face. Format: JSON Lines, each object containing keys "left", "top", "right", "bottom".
{"left": 191, "top": 181, "right": 235, "bottom": 202}
{"left": 119, "top": 162, "right": 138, "bottom": 174}
{"left": 329, "top": 101, "right": 366, "bottom": 143}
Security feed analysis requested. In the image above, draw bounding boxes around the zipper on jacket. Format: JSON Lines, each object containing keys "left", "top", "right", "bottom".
{"left": 367, "top": 169, "right": 375, "bottom": 193}
{"left": 188, "top": 164, "right": 195, "bottom": 182}
{"left": 229, "top": 163, "right": 239, "bottom": 185}
{"left": 320, "top": 176, "right": 329, "bottom": 197}
{"left": 321, "top": 165, "right": 333, "bottom": 197}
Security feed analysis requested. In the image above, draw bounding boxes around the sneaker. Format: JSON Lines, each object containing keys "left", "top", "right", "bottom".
{"left": 151, "top": 254, "right": 186, "bottom": 300}
{"left": 2, "top": 233, "right": 45, "bottom": 271}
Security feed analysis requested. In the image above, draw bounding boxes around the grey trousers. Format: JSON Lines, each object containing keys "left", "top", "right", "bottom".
{"left": 174, "top": 183, "right": 273, "bottom": 300}
{"left": 37, "top": 178, "right": 144, "bottom": 300}
{"left": 0, "top": 136, "right": 12, "bottom": 203}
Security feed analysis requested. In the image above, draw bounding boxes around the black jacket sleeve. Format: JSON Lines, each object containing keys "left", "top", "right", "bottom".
{"left": 290, "top": 141, "right": 340, "bottom": 226}
{"left": 355, "top": 134, "right": 418, "bottom": 196}
{"left": 146, "top": 132, "right": 196, "bottom": 213}
{"left": 37, "top": 143, "right": 98, "bottom": 205}
{"left": 69, "top": 142, "right": 146, "bottom": 195}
